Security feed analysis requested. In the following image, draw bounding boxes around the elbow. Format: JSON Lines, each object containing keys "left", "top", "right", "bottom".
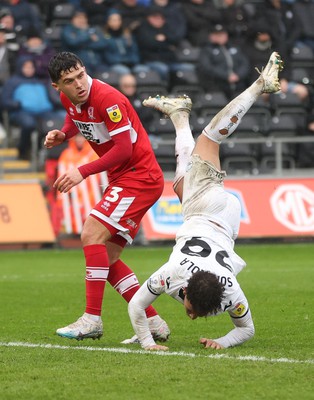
{"left": 124, "top": 142, "right": 133, "bottom": 162}
{"left": 246, "top": 322, "right": 255, "bottom": 342}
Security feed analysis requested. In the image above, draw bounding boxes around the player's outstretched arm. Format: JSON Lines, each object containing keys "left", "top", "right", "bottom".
{"left": 128, "top": 284, "right": 168, "bottom": 350}
{"left": 210, "top": 309, "right": 255, "bottom": 349}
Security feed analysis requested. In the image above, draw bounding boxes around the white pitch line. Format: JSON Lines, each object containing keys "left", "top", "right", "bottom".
{"left": 0, "top": 341, "right": 313, "bottom": 365}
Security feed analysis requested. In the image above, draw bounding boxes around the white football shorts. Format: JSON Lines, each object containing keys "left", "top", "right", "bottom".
{"left": 181, "top": 154, "right": 241, "bottom": 240}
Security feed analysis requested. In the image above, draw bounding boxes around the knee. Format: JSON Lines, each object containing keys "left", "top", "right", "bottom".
{"left": 81, "top": 216, "right": 110, "bottom": 246}
{"left": 80, "top": 228, "right": 89, "bottom": 245}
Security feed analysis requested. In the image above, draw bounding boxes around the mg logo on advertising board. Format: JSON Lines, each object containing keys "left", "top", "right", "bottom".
{"left": 270, "top": 184, "right": 314, "bottom": 232}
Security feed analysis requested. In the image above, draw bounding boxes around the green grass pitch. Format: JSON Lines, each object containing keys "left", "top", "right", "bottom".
{"left": 0, "top": 243, "right": 313, "bottom": 400}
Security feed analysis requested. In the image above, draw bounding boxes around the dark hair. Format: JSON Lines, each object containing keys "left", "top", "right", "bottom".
{"left": 48, "top": 52, "right": 84, "bottom": 83}
{"left": 185, "top": 270, "right": 224, "bottom": 317}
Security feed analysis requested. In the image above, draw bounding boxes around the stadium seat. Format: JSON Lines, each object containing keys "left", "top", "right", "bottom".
{"left": 171, "top": 85, "right": 204, "bottom": 103}
{"left": 290, "top": 67, "right": 314, "bottom": 86}
{"left": 290, "top": 44, "right": 314, "bottom": 69}
{"left": 258, "top": 135, "right": 296, "bottom": 174}
{"left": 137, "top": 86, "right": 168, "bottom": 99}
{"left": 37, "top": 115, "right": 65, "bottom": 134}
{"left": 220, "top": 128, "right": 263, "bottom": 175}
{"left": 194, "top": 91, "right": 229, "bottom": 116}
{"left": 237, "top": 113, "right": 268, "bottom": 136}
{"left": 171, "top": 69, "right": 202, "bottom": 94}
{"left": 267, "top": 114, "right": 298, "bottom": 137}
{"left": 220, "top": 138, "right": 257, "bottom": 159}
{"left": 150, "top": 137, "right": 176, "bottom": 172}
{"left": 259, "top": 155, "right": 296, "bottom": 173}
{"left": 36, "top": 115, "right": 67, "bottom": 169}
{"left": 135, "top": 70, "right": 168, "bottom": 97}
{"left": 269, "top": 92, "right": 308, "bottom": 120}
{"left": 222, "top": 156, "right": 259, "bottom": 176}
{"left": 259, "top": 136, "right": 294, "bottom": 155}
{"left": 43, "top": 25, "right": 63, "bottom": 51}
{"left": 190, "top": 114, "right": 214, "bottom": 138}
{"left": 175, "top": 40, "right": 201, "bottom": 65}
{"left": 93, "top": 70, "right": 120, "bottom": 88}
{"left": 135, "top": 70, "right": 166, "bottom": 88}
{"left": 248, "top": 96, "right": 272, "bottom": 123}
{"left": 51, "top": 3, "right": 75, "bottom": 26}
{"left": 148, "top": 117, "right": 175, "bottom": 138}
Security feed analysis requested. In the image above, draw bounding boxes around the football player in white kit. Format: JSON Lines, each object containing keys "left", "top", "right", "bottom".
{"left": 126, "top": 52, "right": 284, "bottom": 351}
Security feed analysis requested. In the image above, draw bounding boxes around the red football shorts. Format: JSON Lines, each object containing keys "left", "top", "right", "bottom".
{"left": 90, "top": 174, "right": 164, "bottom": 247}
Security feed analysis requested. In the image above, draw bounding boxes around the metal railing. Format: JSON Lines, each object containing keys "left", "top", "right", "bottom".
{"left": 1, "top": 130, "right": 314, "bottom": 179}
{"left": 151, "top": 135, "right": 314, "bottom": 178}
{"left": 225, "top": 136, "right": 314, "bottom": 176}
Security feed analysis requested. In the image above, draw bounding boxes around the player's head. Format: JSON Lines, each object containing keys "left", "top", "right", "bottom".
{"left": 48, "top": 52, "right": 89, "bottom": 105}
{"left": 184, "top": 270, "right": 224, "bottom": 319}
{"left": 48, "top": 52, "right": 84, "bottom": 84}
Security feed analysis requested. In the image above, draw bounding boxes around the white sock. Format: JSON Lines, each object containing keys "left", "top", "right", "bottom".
{"left": 169, "top": 111, "right": 195, "bottom": 189}
{"left": 174, "top": 127, "right": 195, "bottom": 187}
{"left": 202, "top": 79, "right": 263, "bottom": 143}
{"left": 84, "top": 312, "right": 101, "bottom": 322}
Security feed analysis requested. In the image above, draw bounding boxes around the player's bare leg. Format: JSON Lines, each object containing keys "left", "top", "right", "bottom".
{"left": 143, "top": 52, "right": 283, "bottom": 196}
{"left": 196, "top": 51, "right": 283, "bottom": 167}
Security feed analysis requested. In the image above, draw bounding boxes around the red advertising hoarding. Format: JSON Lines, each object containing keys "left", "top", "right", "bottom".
{"left": 141, "top": 178, "right": 314, "bottom": 240}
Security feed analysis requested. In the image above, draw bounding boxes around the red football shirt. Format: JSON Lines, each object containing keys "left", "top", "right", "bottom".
{"left": 60, "top": 77, "right": 162, "bottom": 183}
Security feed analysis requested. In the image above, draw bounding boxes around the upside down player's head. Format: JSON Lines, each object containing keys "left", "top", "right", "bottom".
{"left": 184, "top": 270, "right": 224, "bottom": 319}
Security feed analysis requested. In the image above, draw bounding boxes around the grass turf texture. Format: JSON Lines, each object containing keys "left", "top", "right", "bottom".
{"left": 0, "top": 243, "right": 313, "bottom": 400}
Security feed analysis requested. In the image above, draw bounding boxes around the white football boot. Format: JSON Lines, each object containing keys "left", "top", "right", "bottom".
{"left": 256, "top": 51, "right": 284, "bottom": 93}
{"left": 143, "top": 94, "right": 192, "bottom": 117}
{"left": 56, "top": 314, "right": 103, "bottom": 340}
{"left": 148, "top": 315, "right": 170, "bottom": 342}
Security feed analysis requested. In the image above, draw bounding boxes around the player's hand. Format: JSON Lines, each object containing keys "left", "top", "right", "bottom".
{"left": 53, "top": 168, "right": 83, "bottom": 193}
{"left": 145, "top": 344, "right": 169, "bottom": 351}
{"left": 199, "top": 338, "right": 224, "bottom": 350}
{"left": 44, "top": 129, "right": 66, "bottom": 148}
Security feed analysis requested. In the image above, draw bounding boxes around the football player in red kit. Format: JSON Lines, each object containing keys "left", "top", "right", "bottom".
{"left": 44, "top": 52, "right": 170, "bottom": 342}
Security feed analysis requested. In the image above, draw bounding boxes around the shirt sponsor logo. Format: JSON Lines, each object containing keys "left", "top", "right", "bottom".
{"left": 106, "top": 104, "right": 122, "bottom": 122}
{"left": 74, "top": 121, "right": 100, "bottom": 143}
{"left": 72, "top": 119, "right": 111, "bottom": 145}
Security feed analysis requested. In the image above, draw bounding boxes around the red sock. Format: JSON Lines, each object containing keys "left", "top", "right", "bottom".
{"left": 107, "top": 259, "right": 158, "bottom": 318}
{"left": 84, "top": 244, "right": 109, "bottom": 316}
